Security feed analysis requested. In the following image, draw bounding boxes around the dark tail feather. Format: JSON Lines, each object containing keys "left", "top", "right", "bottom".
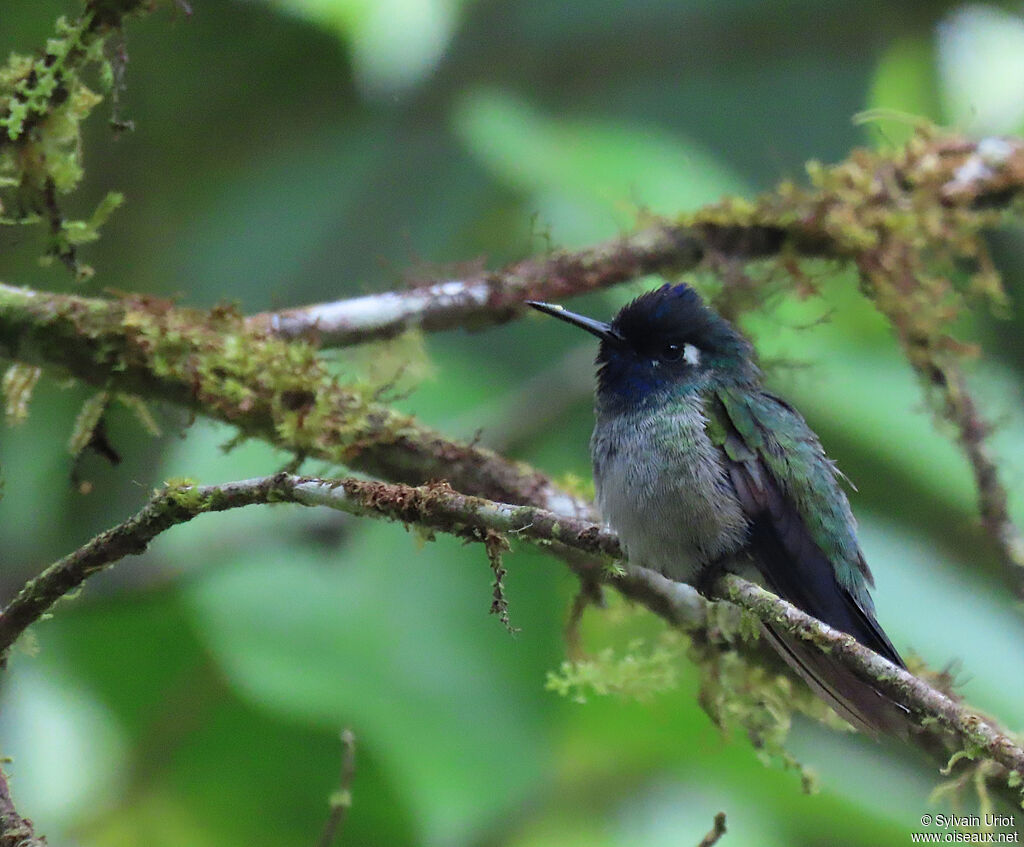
{"left": 722, "top": 458, "right": 911, "bottom": 736}
{"left": 738, "top": 512, "right": 911, "bottom": 737}
{"left": 761, "top": 623, "right": 912, "bottom": 739}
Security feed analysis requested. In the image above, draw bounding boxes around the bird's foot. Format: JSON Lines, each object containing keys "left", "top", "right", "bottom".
{"left": 695, "top": 556, "right": 729, "bottom": 599}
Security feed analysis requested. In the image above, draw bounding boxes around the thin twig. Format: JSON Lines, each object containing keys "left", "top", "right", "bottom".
{"left": 853, "top": 236, "right": 1024, "bottom": 596}
{"left": 943, "top": 364, "right": 1024, "bottom": 589}
{"left": 0, "top": 763, "right": 46, "bottom": 847}
{"left": 0, "top": 474, "right": 695, "bottom": 661}
{"left": 246, "top": 224, "right": 711, "bottom": 346}
{"left": 697, "top": 812, "right": 727, "bottom": 847}
{"left": 564, "top": 578, "right": 604, "bottom": 661}
{"left": 316, "top": 729, "right": 357, "bottom": 847}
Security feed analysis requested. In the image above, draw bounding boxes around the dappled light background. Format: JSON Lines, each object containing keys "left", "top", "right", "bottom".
{"left": 1, "top": 1, "right": 1023, "bottom": 845}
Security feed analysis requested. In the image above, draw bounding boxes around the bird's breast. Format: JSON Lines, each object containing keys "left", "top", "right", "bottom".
{"left": 590, "top": 398, "right": 749, "bottom": 583}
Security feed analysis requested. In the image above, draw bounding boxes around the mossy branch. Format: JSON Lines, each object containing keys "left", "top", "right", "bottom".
{"left": 0, "top": 474, "right": 694, "bottom": 660}
{"left": 245, "top": 224, "right": 714, "bottom": 345}
{"left": 251, "top": 134, "right": 1019, "bottom": 350}
{"left": 719, "top": 575, "right": 1024, "bottom": 781}
{"left": 0, "top": 283, "right": 589, "bottom": 516}
{"left": 1, "top": 473, "right": 1021, "bottom": 812}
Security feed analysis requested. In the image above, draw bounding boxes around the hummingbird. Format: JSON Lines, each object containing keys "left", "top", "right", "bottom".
{"left": 528, "top": 283, "right": 908, "bottom": 736}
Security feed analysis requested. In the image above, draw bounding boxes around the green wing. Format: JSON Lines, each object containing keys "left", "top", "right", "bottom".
{"left": 708, "top": 385, "right": 902, "bottom": 667}
{"left": 705, "top": 385, "right": 908, "bottom": 736}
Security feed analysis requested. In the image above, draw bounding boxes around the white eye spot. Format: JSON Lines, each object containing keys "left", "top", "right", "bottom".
{"left": 683, "top": 343, "right": 701, "bottom": 366}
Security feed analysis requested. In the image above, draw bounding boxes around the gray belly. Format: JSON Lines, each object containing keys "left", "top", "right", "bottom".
{"left": 590, "top": 400, "right": 749, "bottom": 583}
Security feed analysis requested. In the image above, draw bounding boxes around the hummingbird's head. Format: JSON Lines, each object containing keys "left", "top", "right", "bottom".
{"left": 528, "top": 283, "right": 756, "bottom": 408}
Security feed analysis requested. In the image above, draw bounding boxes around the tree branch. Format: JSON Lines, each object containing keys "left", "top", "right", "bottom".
{"left": 928, "top": 359, "right": 1024, "bottom": 587}
{"left": 0, "top": 283, "right": 590, "bottom": 518}
{"left": 248, "top": 135, "right": 1024, "bottom": 350}
{"left": 719, "top": 575, "right": 1024, "bottom": 777}
{"left": 0, "top": 764, "right": 45, "bottom": 847}
{"left": 696, "top": 812, "right": 727, "bottom": 847}
{"left": 245, "top": 223, "right": 742, "bottom": 346}
{"left": 2, "top": 474, "right": 1021, "bottom": 809}
{"left": 0, "top": 474, "right": 697, "bottom": 661}
{"left": 316, "top": 729, "right": 357, "bottom": 847}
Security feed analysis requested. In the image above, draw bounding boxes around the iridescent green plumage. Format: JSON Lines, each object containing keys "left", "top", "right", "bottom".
{"left": 709, "top": 386, "right": 903, "bottom": 670}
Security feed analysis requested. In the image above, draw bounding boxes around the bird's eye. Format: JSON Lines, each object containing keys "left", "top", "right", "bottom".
{"left": 658, "top": 342, "right": 702, "bottom": 366}
{"left": 661, "top": 343, "right": 682, "bottom": 362}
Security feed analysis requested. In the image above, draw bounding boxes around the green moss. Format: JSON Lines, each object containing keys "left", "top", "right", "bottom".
{"left": 545, "top": 632, "right": 685, "bottom": 703}
{"left": 0, "top": 4, "right": 149, "bottom": 276}
{"left": 163, "top": 476, "right": 199, "bottom": 489}
{"left": 0, "top": 282, "right": 438, "bottom": 474}
{"left": 681, "top": 127, "right": 1012, "bottom": 459}
{"left": 116, "top": 393, "right": 161, "bottom": 436}
{"left": 602, "top": 560, "right": 626, "bottom": 579}
{"left": 119, "top": 300, "right": 338, "bottom": 446}
{"left": 2, "top": 363, "right": 41, "bottom": 425}
{"left": 691, "top": 641, "right": 829, "bottom": 794}
{"left": 68, "top": 390, "right": 110, "bottom": 457}
{"left": 930, "top": 757, "right": 1017, "bottom": 819}
{"left": 161, "top": 479, "right": 207, "bottom": 512}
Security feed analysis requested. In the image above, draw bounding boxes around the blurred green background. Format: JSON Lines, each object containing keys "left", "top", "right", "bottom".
{"left": 2, "top": 1, "right": 1024, "bottom": 844}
